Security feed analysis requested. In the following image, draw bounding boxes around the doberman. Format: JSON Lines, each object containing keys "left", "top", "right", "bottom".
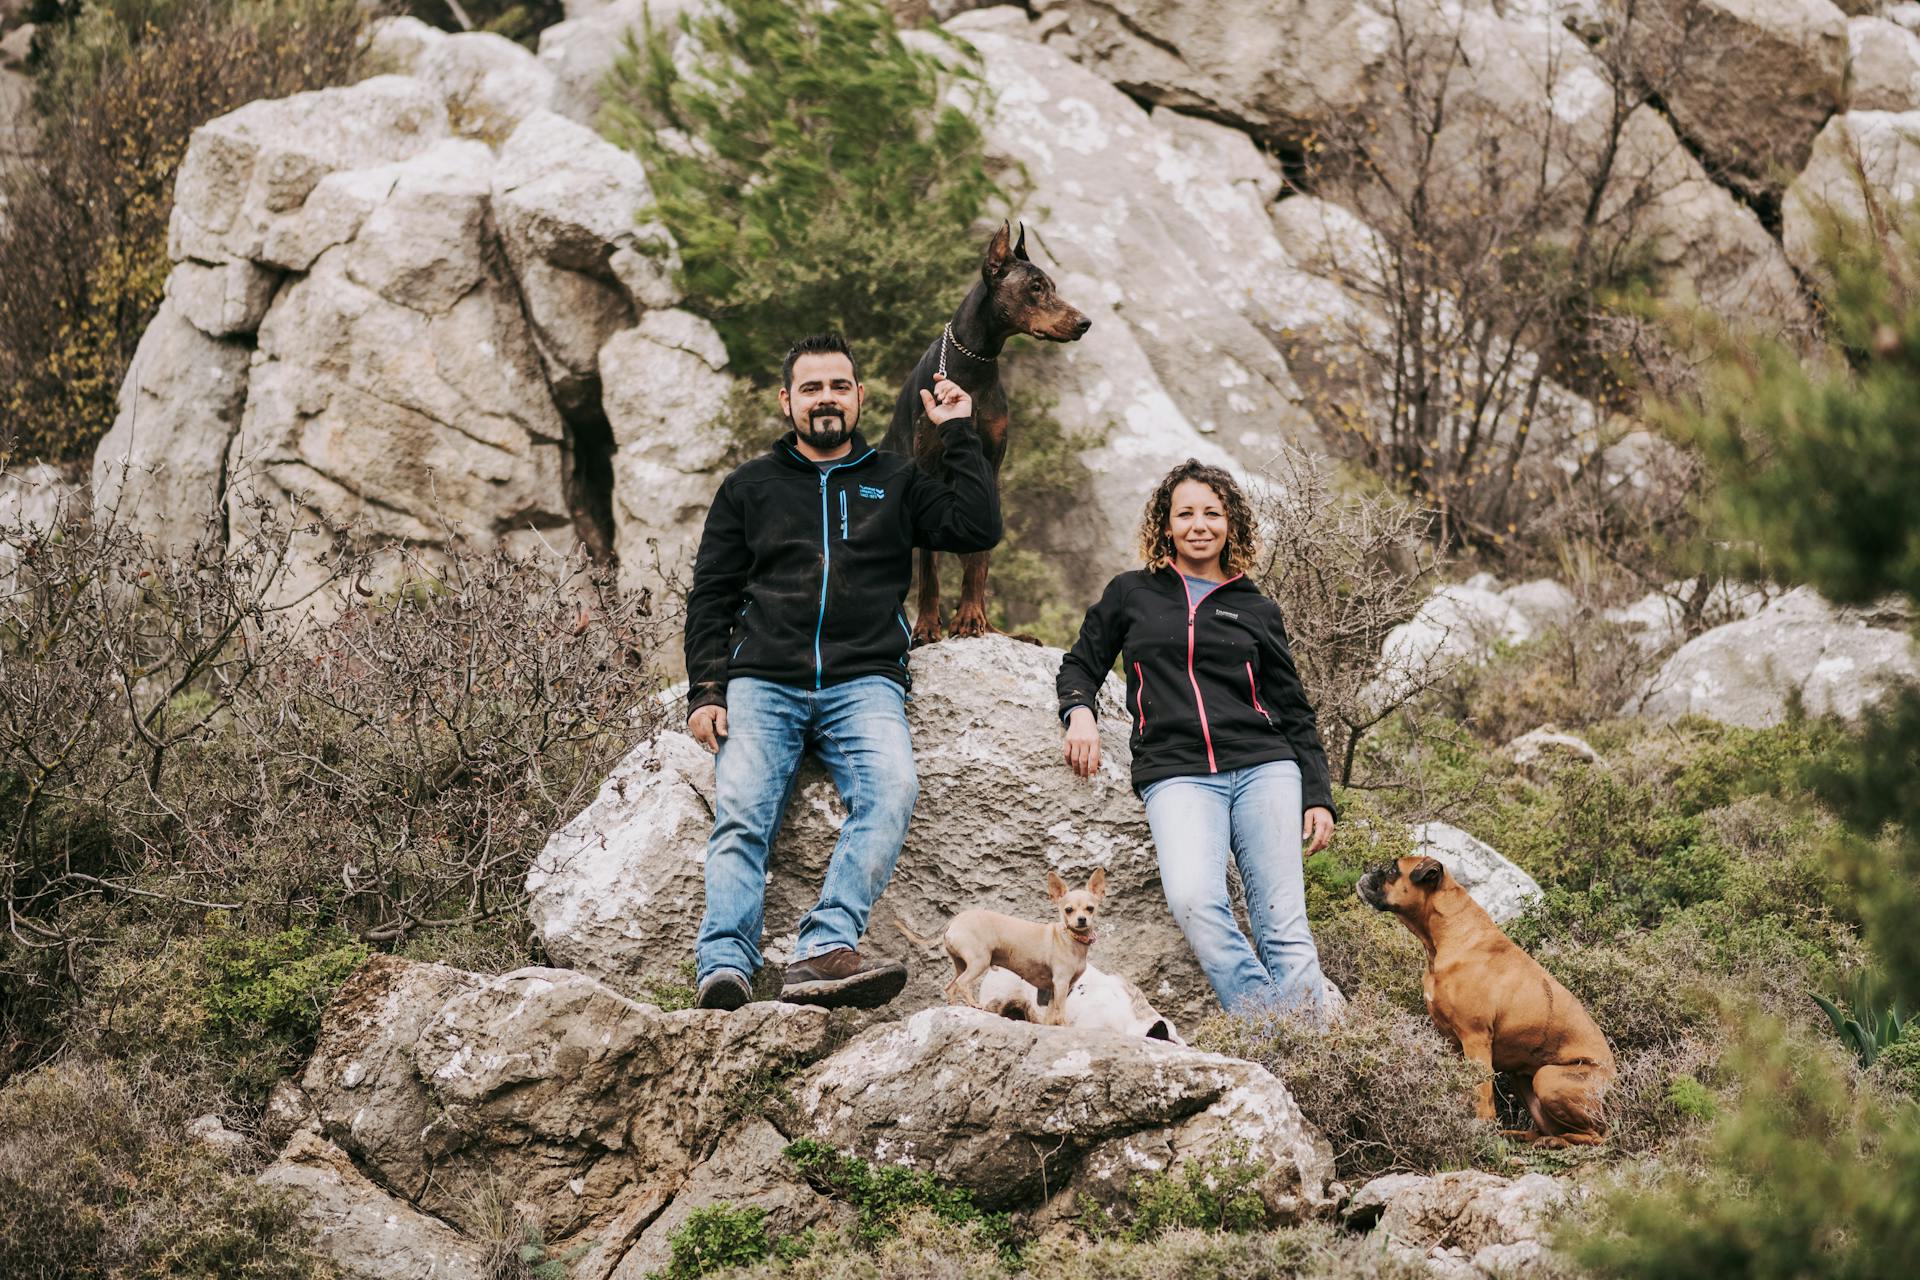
{"left": 881, "top": 223, "right": 1091, "bottom": 644}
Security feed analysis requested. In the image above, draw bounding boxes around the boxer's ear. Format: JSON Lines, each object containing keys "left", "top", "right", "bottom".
{"left": 1410, "top": 858, "right": 1444, "bottom": 889}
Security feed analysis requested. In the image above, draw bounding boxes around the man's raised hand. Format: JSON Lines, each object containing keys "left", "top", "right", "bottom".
{"left": 689, "top": 705, "right": 728, "bottom": 753}
{"left": 920, "top": 376, "right": 972, "bottom": 425}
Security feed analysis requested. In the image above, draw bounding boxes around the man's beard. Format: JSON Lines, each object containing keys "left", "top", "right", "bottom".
{"left": 795, "top": 402, "right": 856, "bottom": 451}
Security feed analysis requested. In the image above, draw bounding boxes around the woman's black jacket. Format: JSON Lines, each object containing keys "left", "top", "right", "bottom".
{"left": 1055, "top": 568, "right": 1335, "bottom": 813}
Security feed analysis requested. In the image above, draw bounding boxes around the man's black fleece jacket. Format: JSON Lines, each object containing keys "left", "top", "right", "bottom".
{"left": 684, "top": 422, "right": 1002, "bottom": 713}
{"left": 1056, "top": 568, "right": 1336, "bottom": 814}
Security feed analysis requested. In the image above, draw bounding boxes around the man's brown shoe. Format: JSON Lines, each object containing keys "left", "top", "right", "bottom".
{"left": 781, "top": 948, "right": 908, "bottom": 1009}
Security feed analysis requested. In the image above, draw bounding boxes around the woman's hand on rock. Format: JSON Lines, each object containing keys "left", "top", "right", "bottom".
{"left": 1303, "top": 806, "right": 1334, "bottom": 854}
{"left": 1063, "top": 706, "right": 1100, "bottom": 777}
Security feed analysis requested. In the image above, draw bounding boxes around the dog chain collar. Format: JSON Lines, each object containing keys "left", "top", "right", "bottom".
{"left": 936, "top": 322, "right": 996, "bottom": 381}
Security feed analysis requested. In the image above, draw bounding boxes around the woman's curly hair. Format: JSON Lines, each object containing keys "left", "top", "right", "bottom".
{"left": 1136, "top": 459, "right": 1261, "bottom": 576}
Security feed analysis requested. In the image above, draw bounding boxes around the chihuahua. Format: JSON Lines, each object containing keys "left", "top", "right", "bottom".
{"left": 900, "top": 869, "right": 1107, "bottom": 1026}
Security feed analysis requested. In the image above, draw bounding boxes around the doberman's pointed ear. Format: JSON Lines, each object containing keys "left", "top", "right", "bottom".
{"left": 1047, "top": 869, "right": 1068, "bottom": 900}
{"left": 1410, "top": 857, "right": 1445, "bottom": 889}
{"left": 1087, "top": 866, "right": 1107, "bottom": 898}
{"left": 1014, "top": 221, "right": 1029, "bottom": 262}
{"left": 985, "top": 221, "right": 1014, "bottom": 279}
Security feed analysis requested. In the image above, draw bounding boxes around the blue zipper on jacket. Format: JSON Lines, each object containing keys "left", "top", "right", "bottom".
{"left": 796, "top": 446, "right": 874, "bottom": 689}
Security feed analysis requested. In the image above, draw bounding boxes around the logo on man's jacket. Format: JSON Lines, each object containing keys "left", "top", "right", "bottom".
{"left": 1213, "top": 609, "right": 1240, "bottom": 621}
{"left": 859, "top": 484, "right": 886, "bottom": 500}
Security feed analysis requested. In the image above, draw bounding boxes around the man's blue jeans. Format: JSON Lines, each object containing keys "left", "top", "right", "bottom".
{"left": 1141, "top": 760, "right": 1328, "bottom": 1016}
{"left": 695, "top": 675, "right": 918, "bottom": 983}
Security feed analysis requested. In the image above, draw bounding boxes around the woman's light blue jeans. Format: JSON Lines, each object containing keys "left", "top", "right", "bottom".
{"left": 1142, "top": 759, "right": 1328, "bottom": 1016}
{"left": 695, "top": 676, "right": 918, "bottom": 984}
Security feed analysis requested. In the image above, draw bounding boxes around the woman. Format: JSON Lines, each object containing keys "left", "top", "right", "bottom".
{"left": 1056, "top": 459, "right": 1336, "bottom": 1015}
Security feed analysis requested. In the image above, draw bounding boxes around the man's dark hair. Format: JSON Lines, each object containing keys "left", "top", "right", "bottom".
{"left": 782, "top": 332, "right": 860, "bottom": 390}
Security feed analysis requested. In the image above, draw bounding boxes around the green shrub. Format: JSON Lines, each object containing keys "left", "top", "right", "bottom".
{"left": 0, "top": 0, "right": 368, "bottom": 462}
{"left": 1195, "top": 991, "right": 1495, "bottom": 1181}
{"left": 1117, "top": 1144, "right": 1269, "bottom": 1242}
{"left": 1871, "top": 1024, "right": 1920, "bottom": 1100}
{"left": 0, "top": 1058, "right": 332, "bottom": 1279}
{"left": 783, "top": 1138, "right": 1014, "bottom": 1258}
{"left": 1569, "top": 1014, "right": 1920, "bottom": 1280}
{"left": 600, "top": 0, "right": 1006, "bottom": 393}
{"left": 662, "top": 1205, "right": 775, "bottom": 1280}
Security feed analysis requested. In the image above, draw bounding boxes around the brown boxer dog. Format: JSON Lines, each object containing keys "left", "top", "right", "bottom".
{"left": 1356, "top": 855, "right": 1615, "bottom": 1146}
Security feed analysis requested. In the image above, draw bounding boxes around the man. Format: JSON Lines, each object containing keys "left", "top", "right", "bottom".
{"left": 683, "top": 332, "right": 1002, "bottom": 1010}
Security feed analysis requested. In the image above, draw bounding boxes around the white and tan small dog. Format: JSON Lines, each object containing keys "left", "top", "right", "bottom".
{"left": 976, "top": 964, "right": 1185, "bottom": 1043}
{"left": 899, "top": 869, "right": 1106, "bottom": 1026}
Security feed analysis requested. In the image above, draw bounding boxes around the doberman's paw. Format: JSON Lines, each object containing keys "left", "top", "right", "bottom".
{"left": 910, "top": 617, "right": 945, "bottom": 648}
{"left": 948, "top": 609, "right": 993, "bottom": 639}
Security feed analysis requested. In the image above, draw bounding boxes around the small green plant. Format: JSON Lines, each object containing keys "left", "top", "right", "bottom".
{"left": 1871, "top": 1025, "right": 1920, "bottom": 1100}
{"left": 1121, "top": 1143, "right": 1270, "bottom": 1241}
{"left": 1664, "top": 1075, "right": 1717, "bottom": 1124}
{"left": 783, "top": 1138, "right": 1014, "bottom": 1257}
{"left": 659, "top": 1204, "right": 772, "bottom": 1280}
{"left": 1811, "top": 972, "right": 1910, "bottom": 1069}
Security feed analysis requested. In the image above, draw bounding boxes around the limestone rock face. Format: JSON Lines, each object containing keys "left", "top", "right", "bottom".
{"left": 227, "top": 136, "right": 575, "bottom": 604}
{"left": 1636, "top": 0, "right": 1848, "bottom": 199}
{"left": 1037, "top": 1, "right": 1805, "bottom": 334}
{"left": 1848, "top": 16, "right": 1920, "bottom": 111}
{"left": 530, "top": 634, "right": 1225, "bottom": 1025}
{"left": 1783, "top": 110, "right": 1920, "bottom": 277}
{"left": 600, "top": 310, "right": 736, "bottom": 593}
{"left": 301, "top": 955, "right": 836, "bottom": 1263}
{"left": 609, "top": 1120, "right": 851, "bottom": 1280}
{"left": 98, "top": 32, "right": 737, "bottom": 620}
{"left": 794, "top": 1005, "right": 1335, "bottom": 1222}
{"left": 1410, "top": 822, "right": 1544, "bottom": 924}
{"left": 1346, "top": 1169, "right": 1569, "bottom": 1278}
{"left": 258, "top": 1131, "right": 490, "bottom": 1280}
{"left": 1030, "top": 0, "right": 1390, "bottom": 141}
{"left": 1628, "top": 586, "right": 1920, "bottom": 726}
{"left": 539, "top": 0, "right": 705, "bottom": 126}
{"left": 91, "top": 300, "right": 250, "bottom": 549}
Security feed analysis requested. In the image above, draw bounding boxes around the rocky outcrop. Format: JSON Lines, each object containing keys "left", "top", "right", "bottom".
{"left": 95, "top": 21, "right": 736, "bottom": 614}
{"left": 1627, "top": 586, "right": 1920, "bottom": 726}
{"left": 90, "top": 300, "right": 252, "bottom": 550}
{"left": 1848, "top": 16, "right": 1920, "bottom": 111}
{"left": 1505, "top": 727, "right": 1603, "bottom": 770}
{"left": 529, "top": 634, "right": 1221, "bottom": 1023}
{"left": 272, "top": 950, "right": 1336, "bottom": 1277}
{"left": 796, "top": 1005, "right": 1335, "bottom": 1225}
{"left": 1034, "top": 0, "right": 1807, "bottom": 334}
{"left": 1634, "top": 0, "right": 1848, "bottom": 200}
{"left": 1344, "top": 1170, "right": 1570, "bottom": 1278}
{"left": 1782, "top": 109, "right": 1920, "bottom": 278}
{"left": 1410, "top": 823, "right": 1544, "bottom": 925}
{"left": 259, "top": 1131, "right": 491, "bottom": 1280}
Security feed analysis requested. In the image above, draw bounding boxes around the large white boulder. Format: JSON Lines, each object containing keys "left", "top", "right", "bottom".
{"left": 1345, "top": 1169, "right": 1570, "bottom": 1278}
{"left": 1848, "top": 16, "right": 1920, "bottom": 111}
{"left": 226, "top": 137, "right": 576, "bottom": 605}
{"left": 795, "top": 1005, "right": 1336, "bottom": 1223}
{"left": 1783, "top": 110, "right": 1920, "bottom": 278}
{"left": 1411, "top": 822, "right": 1545, "bottom": 924}
{"left": 1628, "top": 586, "right": 1920, "bottom": 726}
{"left": 91, "top": 300, "right": 250, "bottom": 548}
{"left": 530, "top": 634, "right": 1226, "bottom": 1024}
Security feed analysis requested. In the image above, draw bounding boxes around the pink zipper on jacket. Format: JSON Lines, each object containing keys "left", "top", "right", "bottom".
{"left": 1133, "top": 662, "right": 1147, "bottom": 732}
{"left": 1246, "top": 661, "right": 1273, "bottom": 725}
{"left": 1179, "top": 572, "right": 1242, "bottom": 772}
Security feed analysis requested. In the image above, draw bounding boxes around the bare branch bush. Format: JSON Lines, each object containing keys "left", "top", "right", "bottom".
{"left": 1248, "top": 445, "right": 1447, "bottom": 788}
{"left": 1281, "top": 0, "right": 1716, "bottom": 569}
{"left": 0, "top": 492, "right": 668, "bottom": 1050}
